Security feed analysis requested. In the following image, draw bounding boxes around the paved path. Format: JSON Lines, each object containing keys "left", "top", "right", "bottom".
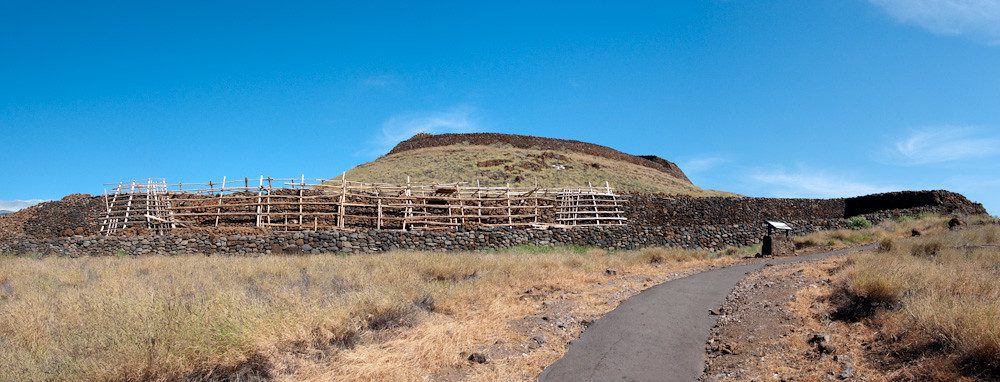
{"left": 537, "top": 246, "right": 872, "bottom": 382}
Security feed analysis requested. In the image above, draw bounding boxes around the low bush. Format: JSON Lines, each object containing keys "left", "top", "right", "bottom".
{"left": 847, "top": 216, "right": 873, "bottom": 230}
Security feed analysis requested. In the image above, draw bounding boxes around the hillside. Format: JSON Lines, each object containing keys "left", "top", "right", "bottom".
{"left": 340, "top": 133, "right": 733, "bottom": 196}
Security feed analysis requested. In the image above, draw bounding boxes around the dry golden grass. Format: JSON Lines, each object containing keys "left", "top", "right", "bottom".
{"left": 0, "top": 246, "right": 736, "bottom": 381}
{"left": 792, "top": 213, "right": 953, "bottom": 250}
{"left": 337, "top": 144, "right": 734, "bottom": 196}
{"left": 838, "top": 221, "right": 1000, "bottom": 375}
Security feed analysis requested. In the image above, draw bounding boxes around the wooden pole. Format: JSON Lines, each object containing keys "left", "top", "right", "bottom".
{"left": 215, "top": 176, "right": 226, "bottom": 227}
{"left": 266, "top": 177, "right": 273, "bottom": 227}
{"left": 459, "top": 189, "right": 465, "bottom": 228}
{"left": 506, "top": 182, "right": 513, "bottom": 227}
{"left": 123, "top": 181, "right": 136, "bottom": 230}
{"left": 255, "top": 175, "right": 264, "bottom": 227}
{"left": 338, "top": 172, "right": 347, "bottom": 229}
{"left": 377, "top": 197, "right": 383, "bottom": 229}
{"left": 403, "top": 175, "right": 412, "bottom": 231}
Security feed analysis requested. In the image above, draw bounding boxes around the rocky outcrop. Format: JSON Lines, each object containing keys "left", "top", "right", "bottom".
{"left": 844, "top": 190, "right": 986, "bottom": 217}
{"left": 636, "top": 155, "right": 691, "bottom": 184}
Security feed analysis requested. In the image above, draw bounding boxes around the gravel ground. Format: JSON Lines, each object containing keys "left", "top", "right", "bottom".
{"left": 702, "top": 257, "right": 877, "bottom": 382}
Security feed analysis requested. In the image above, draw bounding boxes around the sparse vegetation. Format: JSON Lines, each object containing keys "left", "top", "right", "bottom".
{"left": 793, "top": 213, "right": 951, "bottom": 250}
{"left": 336, "top": 144, "right": 734, "bottom": 196}
{"left": 835, "top": 223, "right": 1000, "bottom": 376}
{"left": 846, "top": 216, "right": 873, "bottom": 230}
{"left": 0, "top": 246, "right": 736, "bottom": 381}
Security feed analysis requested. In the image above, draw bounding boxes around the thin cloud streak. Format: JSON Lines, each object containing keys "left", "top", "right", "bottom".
{"left": 681, "top": 156, "right": 729, "bottom": 174}
{"left": 362, "top": 74, "right": 400, "bottom": 88}
{"left": 366, "top": 106, "right": 480, "bottom": 157}
{"left": 747, "top": 168, "right": 895, "bottom": 198}
{"left": 0, "top": 199, "right": 46, "bottom": 212}
{"left": 888, "top": 127, "right": 1000, "bottom": 165}
{"left": 870, "top": 0, "right": 1000, "bottom": 44}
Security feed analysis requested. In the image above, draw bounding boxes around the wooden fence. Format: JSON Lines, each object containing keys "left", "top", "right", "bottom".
{"left": 100, "top": 176, "right": 626, "bottom": 236}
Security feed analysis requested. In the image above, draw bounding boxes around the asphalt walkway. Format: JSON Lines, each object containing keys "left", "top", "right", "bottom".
{"left": 537, "top": 246, "right": 872, "bottom": 382}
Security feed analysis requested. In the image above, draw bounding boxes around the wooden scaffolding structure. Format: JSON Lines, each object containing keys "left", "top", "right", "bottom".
{"left": 100, "top": 179, "right": 176, "bottom": 236}
{"left": 99, "top": 176, "right": 627, "bottom": 236}
{"left": 555, "top": 182, "right": 627, "bottom": 227}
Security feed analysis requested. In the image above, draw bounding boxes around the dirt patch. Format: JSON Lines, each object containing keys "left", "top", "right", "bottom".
{"left": 476, "top": 159, "right": 511, "bottom": 167}
{"left": 704, "top": 250, "right": 998, "bottom": 382}
{"left": 703, "top": 258, "right": 877, "bottom": 381}
{"left": 286, "top": 259, "right": 726, "bottom": 381}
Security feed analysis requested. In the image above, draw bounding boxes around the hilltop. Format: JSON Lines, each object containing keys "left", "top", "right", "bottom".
{"left": 340, "top": 132, "right": 733, "bottom": 196}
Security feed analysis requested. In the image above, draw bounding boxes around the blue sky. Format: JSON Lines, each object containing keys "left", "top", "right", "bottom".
{"left": 2, "top": 1, "right": 998, "bottom": 213}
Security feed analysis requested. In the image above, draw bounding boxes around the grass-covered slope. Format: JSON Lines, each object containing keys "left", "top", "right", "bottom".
{"left": 340, "top": 134, "right": 733, "bottom": 196}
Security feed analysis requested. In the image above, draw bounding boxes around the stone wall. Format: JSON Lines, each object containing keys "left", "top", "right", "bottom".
{"left": 624, "top": 190, "right": 985, "bottom": 227}
{"left": 844, "top": 190, "right": 987, "bottom": 217}
{"left": 0, "top": 208, "right": 940, "bottom": 257}
{"left": 0, "top": 188, "right": 982, "bottom": 257}
{"left": 625, "top": 195, "right": 845, "bottom": 226}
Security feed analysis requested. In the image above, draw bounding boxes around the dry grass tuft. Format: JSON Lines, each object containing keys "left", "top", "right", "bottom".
{"left": 876, "top": 237, "right": 894, "bottom": 253}
{"left": 910, "top": 240, "right": 943, "bottom": 257}
{"left": 637, "top": 247, "right": 715, "bottom": 265}
{"left": 835, "top": 224, "right": 1000, "bottom": 374}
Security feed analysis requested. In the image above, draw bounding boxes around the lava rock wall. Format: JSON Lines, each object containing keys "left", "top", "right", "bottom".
{"left": 625, "top": 190, "right": 985, "bottom": 227}
{"left": 0, "top": 207, "right": 942, "bottom": 257}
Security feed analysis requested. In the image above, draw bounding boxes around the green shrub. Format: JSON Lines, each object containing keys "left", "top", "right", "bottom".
{"left": 847, "top": 216, "right": 873, "bottom": 230}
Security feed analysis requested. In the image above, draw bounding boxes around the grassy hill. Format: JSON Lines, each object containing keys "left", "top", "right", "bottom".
{"left": 337, "top": 133, "right": 734, "bottom": 196}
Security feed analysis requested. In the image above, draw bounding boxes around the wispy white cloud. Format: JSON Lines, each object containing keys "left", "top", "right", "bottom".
{"left": 362, "top": 74, "right": 400, "bottom": 88}
{"left": 870, "top": 0, "right": 1000, "bottom": 45}
{"left": 885, "top": 127, "right": 1000, "bottom": 165}
{"left": 681, "top": 156, "right": 729, "bottom": 174}
{"left": 747, "top": 168, "right": 895, "bottom": 198}
{"left": 366, "top": 106, "right": 480, "bottom": 156}
{"left": 0, "top": 199, "right": 46, "bottom": 212}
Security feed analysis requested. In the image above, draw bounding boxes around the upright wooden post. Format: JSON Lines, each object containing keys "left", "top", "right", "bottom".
{"left": 459, "top": 186, "right": 466, "bottom": 228}
{"left": 533, "top": 181, "right": 539, "bottom": 223}
{"left": 255, "top": 175, "right": 264, "bottom": 227}
{"left": 506, "top": 182, "right": 513, "bottom": 227}
{"left": 377, "top": 197, "right": 383, "bottom": 230}
{"left": 338, "top": 172, "right": 347, "bottom": 229}
{"left": 476, "top": 180, "right": 482, "bottom": 225}
{"left": 122, "top": 181, "right": 136, "bottom": 230}
{"left": 403, "top": 176, "right": 412, "bottom": 231}
{"left": 215, "top": 176, "right": 226, "bottom": 227}
{"left": 266, "top": 177, "right": 273, "bottom": 226}
{"left": 298, "top": 175, "right": 304, "bottom": 229}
